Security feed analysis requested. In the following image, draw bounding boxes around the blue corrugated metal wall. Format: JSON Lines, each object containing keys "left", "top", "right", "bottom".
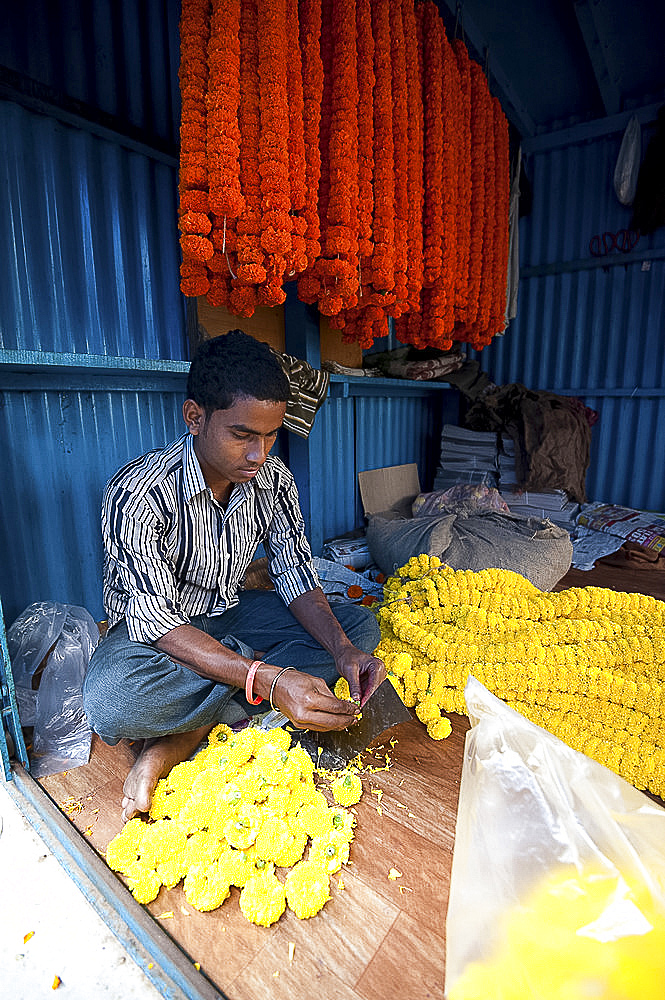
{"left": 0, "top": 102, "right": 185, "bottom": 360}
{"left": 2, "top": 0, "right": 180, "bottom": 145}
{"left": 475, "top": 120, "right": 665, "bottom": 511}
{"left": 0, "top": 378, "right": 187, "bottom": 624}
{"left": 297, "top": 383, "right": 458, "bottom": 554}
{"left": 0, "top": 0, "right": 189, "bottom": 627}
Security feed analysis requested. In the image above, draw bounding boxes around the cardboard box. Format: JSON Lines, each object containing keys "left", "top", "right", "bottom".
{"left": 358, "top": 464, "right": 421, "bottom": 518}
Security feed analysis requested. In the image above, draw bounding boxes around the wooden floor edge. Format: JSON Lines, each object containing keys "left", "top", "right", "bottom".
{"left": 4, "top": 763, "right": 230, "bottom": 1000}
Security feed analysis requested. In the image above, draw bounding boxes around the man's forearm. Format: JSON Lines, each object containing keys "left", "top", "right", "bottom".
{"left": 155, "top": 623, "right": 280, "bottom": 700}
{"left": 287, "top": 587, "right": 355, "bottom": 657}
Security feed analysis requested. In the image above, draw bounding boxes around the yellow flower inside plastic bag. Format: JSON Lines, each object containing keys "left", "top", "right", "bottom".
{"left": 447, "top": 865, "right": 665, "bottom": 1000}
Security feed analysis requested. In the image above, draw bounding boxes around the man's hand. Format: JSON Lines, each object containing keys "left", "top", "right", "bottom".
{"left": 335, "top": 646, "right": 386, "bottom": 706}
{"left": 271, "top": 670, "right": 361, "bottom": 732}
{"left": 287, "top": 587, "right": 386, "bottom": 707}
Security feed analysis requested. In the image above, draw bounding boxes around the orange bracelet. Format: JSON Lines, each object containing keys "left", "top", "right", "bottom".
{"left": 245, "top": 660, "right": 264, "bottom": 705}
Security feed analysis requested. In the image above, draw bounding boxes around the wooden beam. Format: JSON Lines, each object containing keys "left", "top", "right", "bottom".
{"left": 573, "top": 0, "right": 621, "bottom": 116}
{"left": 522, "top": 100, "right": 661, "bottom": 153}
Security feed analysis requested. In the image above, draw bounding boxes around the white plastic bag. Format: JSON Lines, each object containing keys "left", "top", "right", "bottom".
{"left": 614, "top": 115, "right": 641, "bottom": 206}
{"left": 7, "top": 602, "right": 99, "bottom": 777}
{"left": 445, "top": 677, "right": 665, "bottom": 999}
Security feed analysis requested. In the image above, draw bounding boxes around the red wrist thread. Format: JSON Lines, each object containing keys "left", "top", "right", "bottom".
{"left": 245, "top": 659, "right": 264, "bottom": 705}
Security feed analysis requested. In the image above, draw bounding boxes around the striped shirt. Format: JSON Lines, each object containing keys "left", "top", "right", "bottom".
{"left": 102, "top": 433, "right": 319, "bottom": 643}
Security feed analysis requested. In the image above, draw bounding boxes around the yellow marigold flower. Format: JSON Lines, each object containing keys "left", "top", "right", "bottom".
{"left": 224, "top": 804, "right": 262, "bottom": 850}
{"left": 414, "top": 669, "right": 430, "bottom": 691}
{"left": 106, "top": 822, "right": 145, "bottom": 874}
{"left": 201, "top": 744, "right": 242, "bottom": 779}
{"left": 285, "top": 860, "right": 331, "bottom": 919}
{"left": 277, "top": 830, "right": 309, "bottom": 869}
{"left": 391, "top": 652, "right": 413, "bottom": 677}
{"left": 415, "top": 696, "right": 441, "bottom": 725}
{"left": 328, "top": 807, "right": 356, "bottom": 843}
{"left": 138, "top": 819, "right": 187, "bottom": 870}
{"left": 148, "top": 779, "right": 170, "bottom": 820}
{"left": 207, "top": 723, "right": 234, "bottom": 747}
{"left": 333, "top": 676, "right": 351, "bottom": 701}
{"left": 331, "top": 771, "right": 363, "bottom": 807}
{"left": 290, "top": 743, "right": 316, "bottom": 780}
{"left": 284, "top": 778, "right": 316, "bottom": 814}
{"left": 184, "top": 860, "right": 231, "bottom": 912}
{"left": 427, "top": 717, "right": 452, "bottom": 740}
{"left": 309, "top": 831, "right": 350, "bottom": 874}
{"left": 216, "top": 848, "right": 259, "bottom": 888}
{"left": 402, "top": 686, "right": 418, "bottom": 708}
{"left": 166, "top": 759, "right": 200, "bottom": 793}
{"left": 254, "top": 742, "right": 293, "bottom": 785}
{"left": 124, "top": 861, "right": 161, "bottom": 905}
{"left": 254, "top": 816, "right": 299, "bottom": 864}
{"left": 227, "top": 726, "right": 258, "bottom": 764}
{"left": 181, "top": 830, "right": 225, "bottom": 874}
{"left": 262, "top": 726, "right": 292, "bottom": 752}
{"left": 293, "top": 801, "right": 334, "bottom": 838}
{"left": 177, "top": 788, "right": 231, "bottom": 836}
{"left": 388, "top": 674, "right": 406, "bottom": 701}
{"left": 264, "top": 785, "right": 292, "bottom": 817}
{"left": 239, "top": 869, "right": 286, "bottom": 927}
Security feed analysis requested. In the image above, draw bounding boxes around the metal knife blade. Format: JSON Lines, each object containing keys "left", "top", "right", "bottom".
{"left": 292, "top": 679, "right": 412, "bottom": 770}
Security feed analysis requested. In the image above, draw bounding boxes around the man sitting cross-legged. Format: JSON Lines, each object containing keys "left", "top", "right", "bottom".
{"left": 83, "top": 331, "right": 385, "bottom": 820}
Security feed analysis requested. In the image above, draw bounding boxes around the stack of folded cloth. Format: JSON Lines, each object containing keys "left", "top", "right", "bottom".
{"left": 433, "top": 424, "right": 500, "bottom": 493}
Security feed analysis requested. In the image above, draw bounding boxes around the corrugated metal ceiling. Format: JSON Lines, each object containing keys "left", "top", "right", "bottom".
{"left": 2, "top": 1, "right": 664, "bottom": 142}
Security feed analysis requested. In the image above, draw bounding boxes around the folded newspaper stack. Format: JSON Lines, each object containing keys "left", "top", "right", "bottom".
{"left": 433, "top": 425, "right": 500, "bottom": 492}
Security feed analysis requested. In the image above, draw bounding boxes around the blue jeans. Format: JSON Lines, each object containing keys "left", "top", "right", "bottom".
{"left": 82, "top": 591, "right": 380, "bottom": 745}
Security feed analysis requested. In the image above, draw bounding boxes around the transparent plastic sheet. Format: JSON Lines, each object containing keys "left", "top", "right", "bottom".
{"left": 445, "top": 677, "right": 665, "bottom": 999}
{"left": 7, "top": 602, "right": 99, "bottom": 777}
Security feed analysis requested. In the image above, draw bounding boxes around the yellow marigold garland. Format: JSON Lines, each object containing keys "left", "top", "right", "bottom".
{"left": 376, "top": 555, "right": 665, "bottom": 796}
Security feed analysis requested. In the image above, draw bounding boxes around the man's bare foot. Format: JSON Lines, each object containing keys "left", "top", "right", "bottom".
{"left": 121, "top": 724, "right": 213, "bottom": 821}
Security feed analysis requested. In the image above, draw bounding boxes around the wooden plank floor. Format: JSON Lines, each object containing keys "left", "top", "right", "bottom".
{"left": 35, "top": 560, "right": 665, "bottom": 999}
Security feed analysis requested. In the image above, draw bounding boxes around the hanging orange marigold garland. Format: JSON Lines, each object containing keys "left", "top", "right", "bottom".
{"left": 256, "top": 0, "right": 291, "bottom": 306}
{"left": 176, "top": 0, "right": 512, "bottom": 353}
{"left": 487, "top": 95, "right": 511, "bottom": 343}
{"left": 403, "top": 0, "right": 424, "bottom": 315}
{"left": 387, "top": 0, "right": 409, "bottom": 318}
{"left": 284, "top": 0, "right": 308, "bottom": 279}
{"left": 460, "top": 59, "right": 491, "bottom": 335}
{"left": 316, "top": 0, "right": 360, "bottom": 318}
{"left": 178, "top": 0, "right": 211, "bottom": 297}
{"left": 452, "top": 38, "right": 472, "bottom": 328}
{"left": 298, "top": 0, "right": 323, "bottom": 274}
{"left": 234, "top": 0, "right": 266, "bottom": 296}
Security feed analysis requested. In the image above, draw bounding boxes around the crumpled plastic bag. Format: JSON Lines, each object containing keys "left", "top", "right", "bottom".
{"left": 445, "top": 677, "right": 665, "bottom": 999}
{"left": 614, "top": 115, "right": 641, "bottom": 207}
{"left": 412, "top": 484, "right": 509, "bottom": 517}
{"left": 7, "top": 602, "right": 99, "bottom": 777}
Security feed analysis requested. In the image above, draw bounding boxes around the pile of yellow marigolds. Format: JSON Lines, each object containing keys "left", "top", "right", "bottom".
{"left": 377, "top": 554, "right": 665, "bottom": 798}
{"left": 106, "top": 724, "right": 362, "bottom": 923}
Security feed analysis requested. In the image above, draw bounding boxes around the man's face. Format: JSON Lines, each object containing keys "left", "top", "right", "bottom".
{"left": 184, "top": 395, "right": 286, "bottom": 498}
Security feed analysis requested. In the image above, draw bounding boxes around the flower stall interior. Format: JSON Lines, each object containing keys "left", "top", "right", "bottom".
{"left": 1, "top": 2, "right": 665, "bottom": 998}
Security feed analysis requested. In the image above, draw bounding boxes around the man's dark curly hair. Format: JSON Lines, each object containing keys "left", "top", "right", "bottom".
{"left": 186, "top": 330, "right": 290, "bottom": 413}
